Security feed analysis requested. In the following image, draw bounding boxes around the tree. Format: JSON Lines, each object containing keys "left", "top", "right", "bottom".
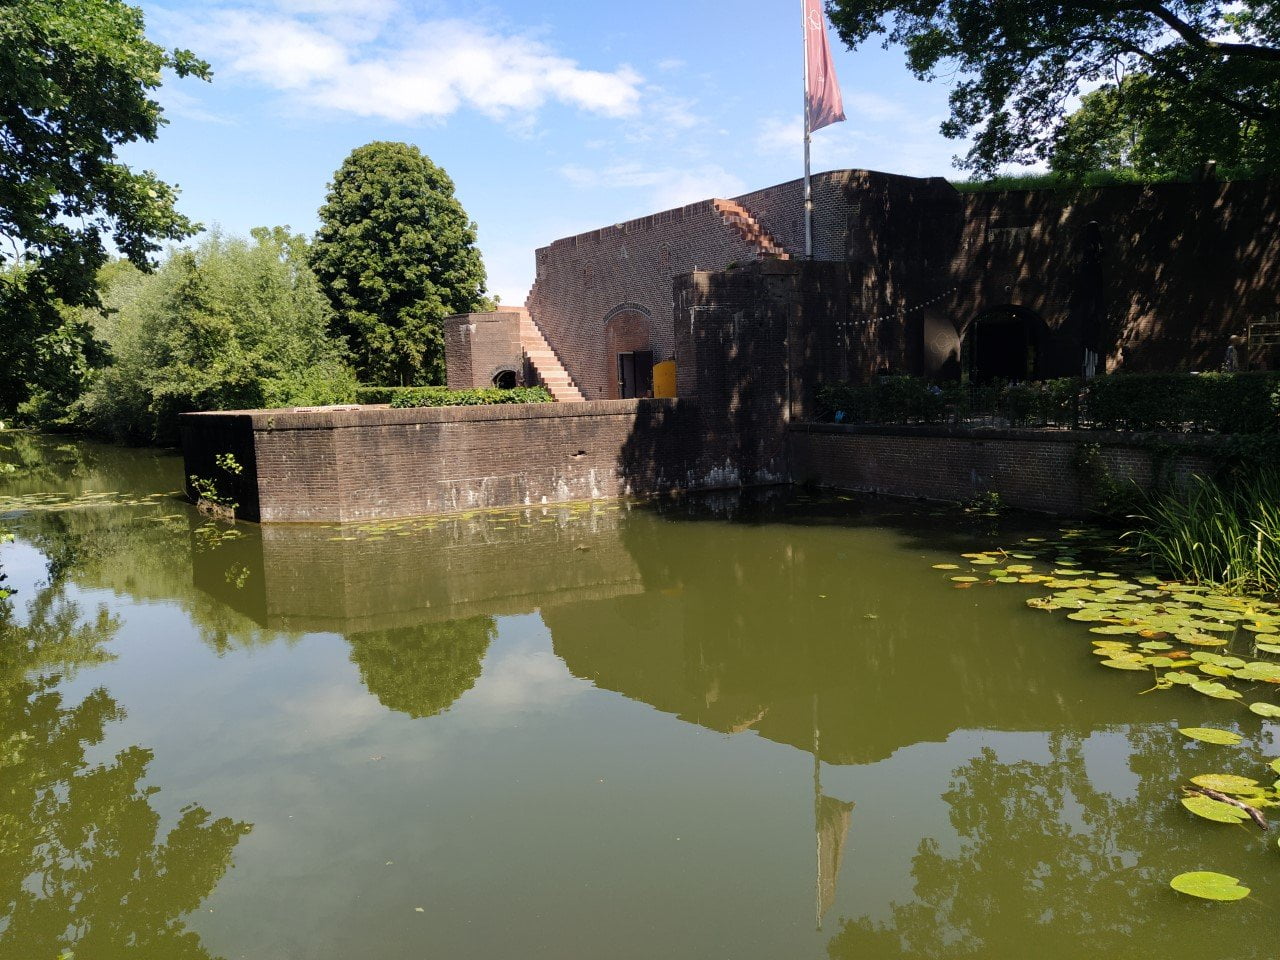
{"left": 79, "top": 228, "right": 356, "bottom": 444}
{"left": 1051, "top": 72, "right": 1280, "bottom": 179}
{"left": 0, "top": 0, "right": 210, "bottom": 413}
{"left": 310, "top": 142, "right": 489, "bottom": 386}
{"left": 825, "top": 1, "right": 1280, "bottom": 176}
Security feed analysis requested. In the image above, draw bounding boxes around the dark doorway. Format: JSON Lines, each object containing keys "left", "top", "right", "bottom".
{"left": 618, "top": 350, "right": 654, "bottom": 399}
{"left": 492, "top": 369, "right": 518, "bottom": 389}
{"left": 965, "top": 307, "right": 1042, "bottom": 383}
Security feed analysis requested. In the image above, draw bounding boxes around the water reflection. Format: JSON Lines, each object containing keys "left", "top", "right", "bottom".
{"left": 827, "top": 724, "right": 1277, "bottom": 959}
{"left": 348, "top": 618, "right": 495, "bottom": 719}
{"left": 0, "top": 584, "right": 251, "bottom": 959}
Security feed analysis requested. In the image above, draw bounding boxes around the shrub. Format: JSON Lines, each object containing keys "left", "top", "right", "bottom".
{"left": 355, "top": 386, "right": 553, "bottom": 408}
{"left": 1084, "top": 372, "right": 1280, "bottom": 433}
{"left": 78, "top": 228, "right": 355, "bottom": 444}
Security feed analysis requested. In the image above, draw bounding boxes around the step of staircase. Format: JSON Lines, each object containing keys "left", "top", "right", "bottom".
{"left": 713, "top": 199, "right": 792, "bottom": 261}
{"left": 518, "top": 311, "right": 585, "bottom": 402}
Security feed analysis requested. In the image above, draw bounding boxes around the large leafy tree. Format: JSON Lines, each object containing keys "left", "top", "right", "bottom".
{"left": 310, "top": 142, "right": 489, "bottom": 386}
{"left": 825, "top": 1, "right": 1280, "bottom": 176}
{"left": 1, "top": 0, "right": 209, "bottom": 414}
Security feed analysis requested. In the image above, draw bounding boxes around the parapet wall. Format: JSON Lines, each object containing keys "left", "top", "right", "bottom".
{"left": 787, "top": 423, "right": 1216, "bottom": 515}
{"left": 181, "top": 399, "right": 772, "bottom": 524}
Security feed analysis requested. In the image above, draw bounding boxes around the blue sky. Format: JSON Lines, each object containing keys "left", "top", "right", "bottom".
{"left": 127, "top": 0, "right": 972, "bottom": 304}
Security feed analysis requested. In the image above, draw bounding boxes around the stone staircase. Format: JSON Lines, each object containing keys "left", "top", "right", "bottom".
{"left": 712, "top": 199, "right": 791, "bottom": 260}
{"left": 519, "top": 310, "right": 585, "bottom": 402}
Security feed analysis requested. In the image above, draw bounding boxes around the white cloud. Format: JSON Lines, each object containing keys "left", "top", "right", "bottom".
{"left": 560, "top": 161, "right": 747, "bottom": 210}
{"left": 756, "top": 107, "right": 958, "bottom": 178}
{"left": 176, "top": 3, "right": 644, "bottom": 124}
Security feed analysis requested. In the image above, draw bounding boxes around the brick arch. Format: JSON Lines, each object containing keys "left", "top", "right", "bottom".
{"left": 487, "top": 365, "right": 520, "bottom": 389}
{"left": 603, "top": 305, "right": 655, "bottom": 399}
{"left": 959, "top": 304, "right": 1049, "bottom": 383}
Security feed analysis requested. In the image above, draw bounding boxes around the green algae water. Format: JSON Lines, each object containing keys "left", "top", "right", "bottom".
{"left": 3, "top": 431, "right": 1280, "bottom": 960}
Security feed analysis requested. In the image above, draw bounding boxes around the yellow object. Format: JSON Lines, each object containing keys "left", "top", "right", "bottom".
{"left": 652, "top": 360, "right": 677, "bottom": 398}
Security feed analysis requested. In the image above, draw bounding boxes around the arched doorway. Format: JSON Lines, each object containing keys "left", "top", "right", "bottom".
{"left": 492, "top": 369, "right": 518, "bottom": 390}
{"left": 604, "top": 306, "right": 654, "bottom": 399}
{"left": 963, "top": 306, "right": 1043, "bottom": 383}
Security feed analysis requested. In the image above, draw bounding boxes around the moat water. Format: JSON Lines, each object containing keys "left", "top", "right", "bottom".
{"left": 2, "top": 432, "right": 1278, "bottom": 959}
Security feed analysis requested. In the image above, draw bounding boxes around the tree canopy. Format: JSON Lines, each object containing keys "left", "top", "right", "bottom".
{"left": 1, "top": 0, "right": 210, "bottom": 303}
{"left": 80, "top": 228, "right": 355, "bottom": 444}
{"left": 825, "top": 0, "right": 1280, "bottom": 177}
{"left": 310, "top": 142, "right": 489, "bottom": 386}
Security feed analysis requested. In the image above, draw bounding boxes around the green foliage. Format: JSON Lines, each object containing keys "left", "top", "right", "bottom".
{"left": 79, "top": 228, "right": 355, "bottom": 444}
{"left": 310, "top": 142, "right": 489, "bottom": 387}
{"left": 1084, "top": 373, "right": 1280, "bottom": 433}
{"left": 1050, "top": 74, "right": 1280, "bottom": 181}
{"left": 188, "top": 452, "right": 242, "bottom": 510}
{"left": 1131, "top": 471, "right": 1280, "bottom": 594}
{"left": 0, "top": 0, "right": 209, "bottom": 313}
{"left": 815, "top": 377, "right": 1079, "bottom": 427}
{"left": 356, "top": 385, "right": 553, "bottom": 408}
{"left": 826, "top": 1, "right": 1280, "bottom": 177}
{"left": 0, "top": 264, "right": 109, "bottom": 421}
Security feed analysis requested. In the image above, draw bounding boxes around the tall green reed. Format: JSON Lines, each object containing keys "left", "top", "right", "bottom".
{"left": 1130, "top": 471, "right": 1280, "bottom": 595}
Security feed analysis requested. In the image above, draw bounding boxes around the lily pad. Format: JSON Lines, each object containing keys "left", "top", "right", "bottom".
{"left": 932, "top": 563, "right": 960, "bottom": 570}
{"left": 1250, "top": 703, "right": 1280, "bottom": 718}
{"left": 1179, "top": 727, "right": 1243, "bottom": 745}
{"left": 1190, "top": 774, "right": 1261, "bottom": 794}
{"left": 1169, "top": 871, "right": 1251, "bottom": 901}
{"left": 1192, "top": 681, "right": 1243, "bottom": 700}
{"left": 1181, "top": 795, "right": 1252, "bottom": 823}
{"left": 1256, "top": 643, "right": 1280, "bottom": 655}
{"left": 950, "top": 576, "right": 980, "bottom": 583}
{"left": 1101, "top": 659, "right": 1149, "bottom": 671}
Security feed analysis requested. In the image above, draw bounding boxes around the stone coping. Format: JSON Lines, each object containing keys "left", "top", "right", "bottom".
{"left": 788, "top": 420, "right": 1228, "bottom": 447}
{"left": 180, "top": 397, "right": 688, "bottom": 433}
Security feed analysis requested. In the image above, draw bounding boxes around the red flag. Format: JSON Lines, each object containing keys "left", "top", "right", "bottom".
{"left": 804, "top": 0, "right": 845, "bottom": 132}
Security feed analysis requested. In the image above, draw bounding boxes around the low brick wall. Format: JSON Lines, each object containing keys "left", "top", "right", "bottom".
{"left": 787, "top": 423, "right": 1217, "bottom": 515}
{"left": 181, "top": 398, "right": 767, "bottom": 523}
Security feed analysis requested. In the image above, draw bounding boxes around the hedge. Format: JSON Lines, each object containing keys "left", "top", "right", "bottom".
{"left": 814, "top": 372, "right": 1280, "bottom": 434}
{"left": 354, "top": 386, "right": 553, "bottom": 408}
{"left": 815, "top": 377, "right": 1079, "bottom": 427}
{"left": 1082, "top": 372, "right": 1280, "bottom": 433}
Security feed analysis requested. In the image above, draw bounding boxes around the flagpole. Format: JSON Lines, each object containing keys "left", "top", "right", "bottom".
{"left": 802, "top": 0, "right": 813, "bottom": 260}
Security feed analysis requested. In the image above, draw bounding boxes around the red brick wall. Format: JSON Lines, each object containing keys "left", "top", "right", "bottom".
{"left": 525, "top": 170, "right": 1280, "bottom": 388}
{"left": 444, "top": 311, "right": 523, "bottom": 389}
{"left": 788, "top": 423, "right": 1216, "bottom": 515}
{"left": 183, "top": 400, "right": 732, "bottom": 523}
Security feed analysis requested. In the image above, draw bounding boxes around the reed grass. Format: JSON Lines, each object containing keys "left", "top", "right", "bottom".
{"left": 1130, "top": 471, "right": 1280, "bottom": 595}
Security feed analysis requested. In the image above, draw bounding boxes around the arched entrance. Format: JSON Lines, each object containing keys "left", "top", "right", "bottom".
{"left": 962, "top": 306, "right": 1044, "bottom": 383}
{"left": 604, "top": 306, "right": 654, "bottom": 399}
{"left": 492, "top": 369, "right": 518, "bottom": 390}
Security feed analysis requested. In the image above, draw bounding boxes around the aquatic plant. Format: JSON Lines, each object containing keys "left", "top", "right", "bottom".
{"left": 1130, "top": 471, "right": 1280, "bottom": 595}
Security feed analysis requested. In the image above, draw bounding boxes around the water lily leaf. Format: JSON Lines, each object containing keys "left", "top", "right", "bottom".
{"left": 1245, "top": 623, "right": 1279, "bottom": 634}
{"left": 1191, "top": 774, "right": 1261, "bottom": 794}
{"left": 1165, "top": 672, "right": 1201, "bottom": 685}
{"left": 1006, "top": 564, "right": 1034, "bottom": 573}
{"left": 1250, "top": 703, "right": 1280, "bottom": 718}
{"left": 971, "top": 558, "right": 999, "bottom": 566}
{"left": 1145, "top": 656, "right": 1176, "bottom": 668}
{"left": 1270, "top": 759, "right": 1280, "bottom": 776}
{"left": 1256, "top": 643, "right": 1280, "bottom": 655}
{"left": 1170, "top": 871, "right": 1251, "bottom": 901}
{"left": 1179, "top": 727, "right": 1243, "bottom": 745}
{"left": 1139, "top": 641, "right": 1173, "bottom": 651}
{"left": 1192, "top": 681, "right": 1243, "bottom": 700}
{"left": 1091, "top": 625, "right": 1137, "bottom": 635}
{"left": 950, "top": 576, "right": 979, "bottom": 583}
{"left": 1199, "top": 664, "right": 1236, "bottom": 677}
{"left": 1181, "top": 795, "right": 1252, "bottom": 823}
{"left": 1178, "top": 632, "right": 1229, "bottom": 647}
{"left": 932, "top": 563, "right": 960, "bottom": 570}
{"left": 1101, "top": 659, "right": 1149, "bottom": 671}
{"left": 1190, "top": 652, "right": 1228, "bottom": 665}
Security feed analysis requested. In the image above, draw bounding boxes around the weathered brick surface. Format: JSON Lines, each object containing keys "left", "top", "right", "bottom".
{"left": 525, "top": 169, "right": 1280, "bottom": 388}
{"left": 788, "top": 423, "right": 1216, "bottom": 515}
{"left": 444, "top": 311, "right": 523, "bottom": 389}
{"left": 182, "top": 400, "right": 727, "bottom": 523}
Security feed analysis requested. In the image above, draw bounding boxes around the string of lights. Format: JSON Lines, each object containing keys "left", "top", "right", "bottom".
{"left": 833, "top": 284, "right": 963, "bottom": 331}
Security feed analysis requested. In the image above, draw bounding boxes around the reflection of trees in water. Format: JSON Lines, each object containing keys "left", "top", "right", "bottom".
{"left": 0, "top": 588, "right": 251, "bottom": 960}
{"left": 827, "top": 728, "right": 1270, "bottom": 959}
{"left": 348, "top": 617, "right": 495, "bottom": 719}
